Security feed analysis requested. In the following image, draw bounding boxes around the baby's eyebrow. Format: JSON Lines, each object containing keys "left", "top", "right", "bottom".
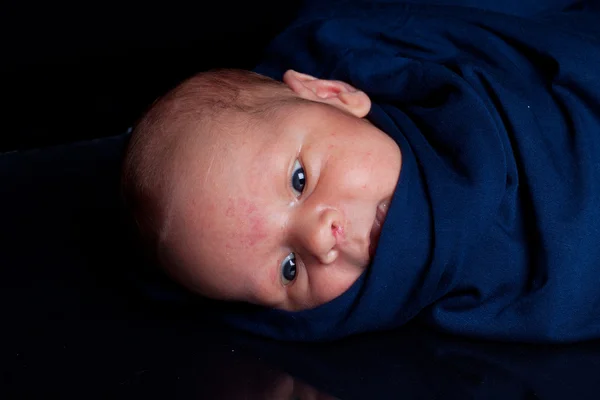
{"left": 265, "top": 141, "right": 297, "bottom": 204}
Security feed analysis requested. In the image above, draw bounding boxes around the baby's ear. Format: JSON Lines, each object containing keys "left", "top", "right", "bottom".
{"left": 283, "top": 70, "right": 371, "bottom": 118}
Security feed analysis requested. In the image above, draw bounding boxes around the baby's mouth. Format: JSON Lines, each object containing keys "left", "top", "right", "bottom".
{"left": 368, "top": 200, "right": 390, "bottom": 260}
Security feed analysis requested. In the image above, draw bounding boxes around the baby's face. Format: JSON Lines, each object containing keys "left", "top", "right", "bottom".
{"left": 163, "top": 72, "right": 401, "bottom": 311}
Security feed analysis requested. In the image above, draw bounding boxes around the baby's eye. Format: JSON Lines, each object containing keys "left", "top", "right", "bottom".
{"left": 291, "top": 159, "right": 306, "bottom": 197}
{"left": 280, "top": 253, "right": 298, "bottom": 285}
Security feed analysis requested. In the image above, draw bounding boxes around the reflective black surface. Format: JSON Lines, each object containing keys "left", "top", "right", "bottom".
{"left": 5, "top": 295, "right": 600, "bottom": 399}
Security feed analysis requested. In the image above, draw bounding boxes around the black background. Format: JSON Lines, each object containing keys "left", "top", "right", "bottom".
{"left": 3, "top": 1, "right": 600, "bottom": 399}
{"left": 0, "top": 0, "right": 302, "bottom": 152}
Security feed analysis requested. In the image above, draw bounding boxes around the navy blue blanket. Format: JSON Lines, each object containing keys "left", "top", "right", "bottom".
{"left": 221, "top": 0, "right": 600, "bottom": 342}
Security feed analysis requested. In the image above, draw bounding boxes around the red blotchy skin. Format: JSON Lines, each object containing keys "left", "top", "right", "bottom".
{"left": 225, "top": 198, "right": 268, "bottom": 249}
{"left": 245, "top": 201, "right": 258, "bottom": 215}
{"left": 246, "top": 213, "right": 268, "bottom": 247}
{"left": 225, "top": 198, "right": 235, "bottom": 217}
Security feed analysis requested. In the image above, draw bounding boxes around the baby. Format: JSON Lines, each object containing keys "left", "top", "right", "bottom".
{"left": 122, "top": 0, "right": 600, "bottom": 343}
{"left": 121, "top": 68, "right": 401, "bottom": 311}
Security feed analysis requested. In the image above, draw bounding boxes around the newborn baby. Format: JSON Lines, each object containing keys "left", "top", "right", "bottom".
{"left": 123, "top": 0, "right": 600, "bottom": 343}
{"left": 122, "top": 69, "right": 401, "bottom": 311}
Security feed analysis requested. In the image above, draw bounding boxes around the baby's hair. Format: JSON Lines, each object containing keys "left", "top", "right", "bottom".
{"left": 121, "top": 68, "right": 293, "bottom": 263}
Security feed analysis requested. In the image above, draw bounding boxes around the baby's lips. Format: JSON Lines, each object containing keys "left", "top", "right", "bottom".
{"left": 368, "top": 200, "right": 390, "bottom": 259}
{"left": 376, "top": 200, "right": 390, "bottom": 224}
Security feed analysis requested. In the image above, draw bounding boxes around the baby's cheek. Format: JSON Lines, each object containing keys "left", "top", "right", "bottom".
{"left": 340, "top": 159, "right": 375, "bottom": 192}
{"left": 246, "top": 214, "right": 268, "bottom": 248}
{"left": 301, "top": 263, "right": 361, "bottom": 308}
{"left": 224, "top": 197, "right": 269, "bottom": 250}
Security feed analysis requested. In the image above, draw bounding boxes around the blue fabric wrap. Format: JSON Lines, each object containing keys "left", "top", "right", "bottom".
{"left": 219, "top": 0, "right": 600, "bottom": 342}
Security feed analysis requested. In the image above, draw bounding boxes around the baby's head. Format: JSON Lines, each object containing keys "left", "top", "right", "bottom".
{"left": 122, "top": 69, "right": 401, "bottom": 311}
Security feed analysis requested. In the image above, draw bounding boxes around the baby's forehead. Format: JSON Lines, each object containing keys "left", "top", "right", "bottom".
{"left": 195, "top": 110, "right": 284, "bottom": 156}
{"left": 175, "top": 116, "right": 270, "bottom": 192}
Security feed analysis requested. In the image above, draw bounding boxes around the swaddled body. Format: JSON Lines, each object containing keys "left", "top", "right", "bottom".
{"left": 223, "top": 0, "right": 600, "bottom": 342}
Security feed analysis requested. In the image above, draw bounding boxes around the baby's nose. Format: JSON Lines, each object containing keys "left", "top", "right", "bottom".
{"left": 302, "top": 208, "right": 343, "bottom": 264}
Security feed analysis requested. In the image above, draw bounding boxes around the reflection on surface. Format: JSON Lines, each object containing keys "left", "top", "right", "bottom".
{"left": 6, "top": 310, "right": 600, "bottom": 399}
{"left": 7, "top": 310, "right": 600, "bottom": 399}
{"left": 232, "top": 325, "right": 600, "bottom": 400}
{"left": 181, "top": 351, "right": 339, "bottom": 400}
